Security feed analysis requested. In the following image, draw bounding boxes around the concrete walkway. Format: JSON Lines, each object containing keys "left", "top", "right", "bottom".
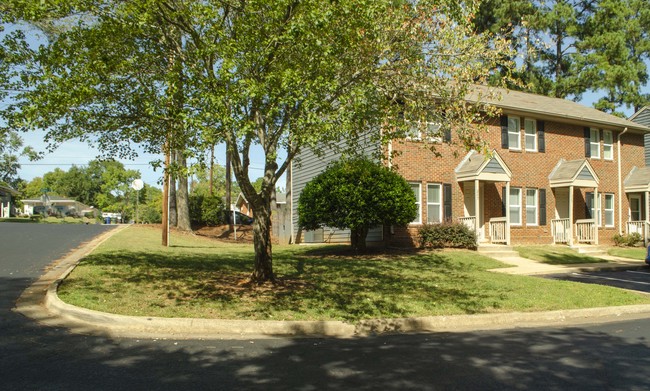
{"left": 14, "top": 230, "right": 650, "bottom": 340}
{"left": 488, "top": 253, "right": 648, "bottom": 275}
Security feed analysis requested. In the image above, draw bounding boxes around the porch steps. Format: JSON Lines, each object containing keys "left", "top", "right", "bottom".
{"left": 570, "top": 245, "right": 609, "bottom": 257}
{"left": 477, "top": 245, "right": 520, "bottom": 259}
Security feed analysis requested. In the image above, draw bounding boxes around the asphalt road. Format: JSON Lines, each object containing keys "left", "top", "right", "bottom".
{"left": 1, "top": 223, "right": 650, "bottom": 390}
{"left": 547, "top": 268, "right": 650, "bottom": 294}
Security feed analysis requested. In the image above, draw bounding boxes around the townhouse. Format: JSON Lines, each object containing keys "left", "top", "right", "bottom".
{"left": 290, "top": 86, "right": 650, "bottom": 248}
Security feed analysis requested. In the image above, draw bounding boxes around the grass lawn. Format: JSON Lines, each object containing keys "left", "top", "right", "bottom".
{"left": 515, "top": 245, "right": 604, "bottom": 265}
{"left": 608, "top": 247, "right": 646, "bottom": 260}
{"left": 58, "top": 226, "right": 650, "bottom": 322}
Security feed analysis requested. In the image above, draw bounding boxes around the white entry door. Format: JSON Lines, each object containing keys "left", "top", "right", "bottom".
{"left": 463, "top": 182, "right": 485, "bottom": 241}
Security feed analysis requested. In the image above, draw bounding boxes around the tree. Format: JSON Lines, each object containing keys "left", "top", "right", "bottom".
{"left": 574, "top": 0, "right": 650, "bottom": 114}
{"left": 299, "top": 159, "right": 416, "bottom": 252}
{"left": 4, "top": 0, "right": 510, "bottom": 283}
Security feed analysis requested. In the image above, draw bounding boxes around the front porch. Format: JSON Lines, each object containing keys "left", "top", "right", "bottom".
{"left": 455, "top": 150, "right": 512, "bottom": 245}
{"left": 624, "top": 166, "right": 650, "bottom": 246}
{"left": 549, "top": 159, "right": 600, "bottom": 246}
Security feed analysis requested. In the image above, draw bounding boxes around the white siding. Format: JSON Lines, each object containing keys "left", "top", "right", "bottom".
{"left": 292, "top": 131, "right": 381, "bottom": 244}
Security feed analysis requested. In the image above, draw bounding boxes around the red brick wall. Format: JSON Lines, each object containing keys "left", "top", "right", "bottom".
{"left": 388, "top": 116, "right": 646, "bottom": 246}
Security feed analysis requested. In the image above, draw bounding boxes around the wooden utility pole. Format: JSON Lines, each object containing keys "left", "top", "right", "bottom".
{"left": 226, "top": 143, "right": 233, "bottom": 233}
{"left": 162, "top": 145, "right": 171, "bottom": 247}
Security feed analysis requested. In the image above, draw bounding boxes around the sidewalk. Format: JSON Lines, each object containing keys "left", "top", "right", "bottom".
{"left": 487, "top": 253, "right": 648, "bottom": 275}
{"left": 14, "top": 230, "right": 650, "bottom": 340}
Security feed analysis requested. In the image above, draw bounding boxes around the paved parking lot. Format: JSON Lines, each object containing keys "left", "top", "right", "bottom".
{"left": 547, "top": 267, "right": 650, "bottom": 293}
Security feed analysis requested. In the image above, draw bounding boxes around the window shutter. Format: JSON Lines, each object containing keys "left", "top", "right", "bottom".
{"left": 537, "top": 120, "right": 545, "bottom": 152}
{"left": 502, "top": 186, "right": 506, "bottom": 216}
{"left": 539, "top": 188, "right": 546, "bottom": 226}
{"left": 584, "top": 127, "right": 591, "bottom": 157}
{"left": 501, "top": 115, "right": 509, "bottom": 149}
{"left": 443, "top": 183, "right": 452, "bottom": 221}
{"left": 443, "top": 127, "right": 451, "bottom": 143}
{"left": 586, "top": 192, "right": 593, "bottom": 218}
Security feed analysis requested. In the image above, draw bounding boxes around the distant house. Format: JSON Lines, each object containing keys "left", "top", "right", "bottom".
{"left": 235, "top": 193, "right": 252, "bottom": 217}
{"left": 22, "top": 196, "right": 94, "bottom": 217}
{"left": 0, "top": 185, "right": 20, "bottom": 218}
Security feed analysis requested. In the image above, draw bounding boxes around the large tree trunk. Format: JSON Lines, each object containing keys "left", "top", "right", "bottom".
{"left": 176, "top": 151, "right": 191, "bottom": 231}
{"left": 350, "top": 226, "right": 369, "bottom": 253}
{"left": 250, "top": 202, "right": 275, "bottom": 283}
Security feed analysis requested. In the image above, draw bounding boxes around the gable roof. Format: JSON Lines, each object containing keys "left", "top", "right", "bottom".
{"left": 468, "top": 86, "right": 650, "bottom": 133}
{"left": 624, "top": 166, "right": 650, "bottom": 192}
{"left": 0, "top": 185, "right": 19, "bottom": 196}
{"left": 455, "top": 150, "right": 512, "bottom": 182}
{"left": 549, "top": 159, "right": 599, "bottom": 188}
{"left": 629, "top": 106, "right": 650, "bottom": 127}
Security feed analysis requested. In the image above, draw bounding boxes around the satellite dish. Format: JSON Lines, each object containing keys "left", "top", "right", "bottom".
{"left": 131, "top": 179, "right": 144, "bottom": 191}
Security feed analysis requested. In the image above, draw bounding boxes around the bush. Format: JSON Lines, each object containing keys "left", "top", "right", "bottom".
{"left": 418, "top": 222, "right": 477, "bottom": 249}
{"left": 613, "top": 232, "right": 643, "bottom": 247}
{"left": 189, "top": 195, "right": 226, "bottom": 226}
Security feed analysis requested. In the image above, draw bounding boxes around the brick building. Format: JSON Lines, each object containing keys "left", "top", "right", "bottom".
{"left": 290, "top": 87, "right": 650, "bottom": 247}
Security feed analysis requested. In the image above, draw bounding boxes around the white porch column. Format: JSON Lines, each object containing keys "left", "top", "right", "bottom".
{"left": 569, "top": 185, "right": 574, "bottom": 247}
{"left": 505, "top": 182, "right": 511, "bottom": 245}
{"left": 594, "top": 187, "right": 599, "bottom": 245}
{"left": 474, "top": 179, "right": 480, "bottom": 241}
{"left": 643, "top": 191, "right": 650, "bottom": 247}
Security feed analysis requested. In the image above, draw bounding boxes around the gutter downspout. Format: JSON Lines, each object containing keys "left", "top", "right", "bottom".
{"left": 618, "top": 127, "right": 628, "bottom": 235}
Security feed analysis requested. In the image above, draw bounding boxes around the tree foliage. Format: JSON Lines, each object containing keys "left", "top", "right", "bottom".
{"left": 476, "top": 0, "right": 650, "bottom": 114}
{"left": 298, "top": 159, "right": 417, "bottom": 252}
{"left": 2, "top": 0, "right": 511, "bottom": 282}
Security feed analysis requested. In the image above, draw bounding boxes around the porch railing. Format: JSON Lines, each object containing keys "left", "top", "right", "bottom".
{"left": 458, "top": 216, "right": 476, "bottom": 233}
{"left": 489, "top": 217, "right": 508, "bottom": 244}
{"left": 551, "top": 218, "right": 571, "bottom": 244}
{"left": 575, "top": 219, "right": 597, "bottom": 243}
{"left": 626, "top": 221, "right": 650, "bottom": 245}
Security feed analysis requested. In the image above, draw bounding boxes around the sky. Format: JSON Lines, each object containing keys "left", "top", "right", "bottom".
{"left": 16, "top": 131, "right": 272, "bottom": 189}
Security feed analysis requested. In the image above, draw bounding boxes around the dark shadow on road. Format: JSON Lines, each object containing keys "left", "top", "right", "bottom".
{"left": 2, "top": 274, "right": 649, "bottom": 390}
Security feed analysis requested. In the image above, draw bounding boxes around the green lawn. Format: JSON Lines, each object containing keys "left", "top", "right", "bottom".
{"left": 608, "top": 247, "right": 646, "bottom": 260}
{"left": 58, "top": 226, "right": 650, "bottom": 322}
{"left": 515, "top": 245, "right": 604, "bottom": 265}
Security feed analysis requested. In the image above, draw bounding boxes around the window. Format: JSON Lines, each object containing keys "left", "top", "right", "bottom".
{"left": 509, "top": 188, "right": 522, "bottom": 225}
{"left": 410, "top": 182, "right": 421, "bottom": 224}
{"left": 524, "top": 118, "right": 537, "bottom": 151}
{"left": 406, "top": 121, "right": 442, "bottom": 142}
{"left": 526, "top": 188, "right": 538, "bottom": 226}
{"left": 590, "top": 128, "right": 600, "bottom": 159}
{"left": 603, "top": 130, "right": 613, "bottom": 160}
{"left": 604, "top": 194, "right": 614, "bottom": 227}
{"left": 427, "top": 184, "right": 442, "bottom": 223}
{"left": 508, "top": 116, "right": 521, "bottom": 150}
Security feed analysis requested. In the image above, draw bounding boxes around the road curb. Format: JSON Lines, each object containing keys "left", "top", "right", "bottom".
{"left": 15, "top": 227, "right": 650, "bottom": 340}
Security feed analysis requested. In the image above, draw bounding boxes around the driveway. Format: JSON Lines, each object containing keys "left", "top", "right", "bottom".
{"left": 547, "top": 268, "right": 650, "bottom": 294}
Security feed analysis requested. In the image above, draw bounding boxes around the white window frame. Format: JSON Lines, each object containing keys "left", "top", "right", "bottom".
{"left": 525, "top": 188, "right": 538, "bottom": 226}
{"left": 406, "top": 121, "right": 443, "bottom": 143}
{"left": 509, "top": 187, "right": 522, "bottom": 226}
{"left": 604, "top": 193, "right": 614, "bottom": 228}
{"left": 426, "top": 183, "right": 442, "bottom": 224}
{"left": 410, "top": 182, "right": 422, "bottom": 224}
{"left": 508, "top": 116, "right": 521, "bottom": 150}
{"left": 603, "top": 130, "right": 613, "bottom": 160}
{"left": 590, "top": 128, "right": 600, "bottom": 159}
{"left": 524, "top": 118, "right": 537, "bottom": 152}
